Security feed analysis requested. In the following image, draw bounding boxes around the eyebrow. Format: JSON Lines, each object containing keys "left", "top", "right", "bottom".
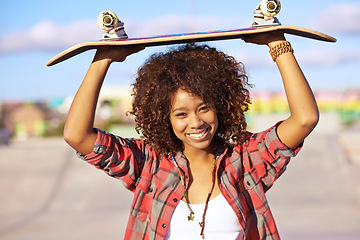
{"left": 171, "top": 102, "right": 207, "bottom": 113}
{"left": 171, "top": 107, "right": 186, "bottom": 113}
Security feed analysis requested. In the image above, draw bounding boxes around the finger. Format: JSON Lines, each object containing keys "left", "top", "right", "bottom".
{"left": 125, "top": 45, "right": 146, "bottom": 56}
{"left": 133, "top": 45, "right": 146, "bottom": 53}
{"left": 241, "top": 36, "right": 253, "bottom": 43}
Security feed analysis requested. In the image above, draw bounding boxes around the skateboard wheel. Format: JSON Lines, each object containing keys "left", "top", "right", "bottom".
{"left": 97, "top": 10, "right": 119, "bottom": 31}
{"left": 260, "top": 0, "right": 281, "bottom": 17}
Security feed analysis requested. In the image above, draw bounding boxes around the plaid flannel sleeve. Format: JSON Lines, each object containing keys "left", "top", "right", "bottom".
{"left": 77, "top": 128, "right": 150, "bottom": 191}
{"left": 245, "top": 122, "right": 302, "bottom": 192}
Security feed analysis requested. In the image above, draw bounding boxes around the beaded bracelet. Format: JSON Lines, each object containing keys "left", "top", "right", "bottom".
{"left": 269, "top": 41, "right": 294, "bottom": 61}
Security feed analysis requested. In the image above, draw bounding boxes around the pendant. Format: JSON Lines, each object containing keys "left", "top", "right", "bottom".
{"left": 188, "top": 212, "right": 194, "bottom": 221}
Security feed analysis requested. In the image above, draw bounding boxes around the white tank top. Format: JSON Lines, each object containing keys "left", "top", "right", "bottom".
{"left": 164, "top": 193, "right": 244, "bottom": 240}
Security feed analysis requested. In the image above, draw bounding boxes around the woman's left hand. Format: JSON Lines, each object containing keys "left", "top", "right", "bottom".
{"left": 241, "top": 30, "right": 286, "bottom": 47}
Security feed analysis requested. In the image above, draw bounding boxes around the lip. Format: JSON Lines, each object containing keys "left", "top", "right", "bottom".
{"left": 185, "top": 128, "right": 210, "bottom": 141}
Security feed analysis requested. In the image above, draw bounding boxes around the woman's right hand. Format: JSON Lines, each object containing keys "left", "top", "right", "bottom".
{"left": 94, "top": 45, "right": 145, "bottom": 63}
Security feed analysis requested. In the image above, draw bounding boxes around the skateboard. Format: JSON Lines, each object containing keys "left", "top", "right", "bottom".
{"left": 46, "top": 0, "right": 336, "bottom": 67}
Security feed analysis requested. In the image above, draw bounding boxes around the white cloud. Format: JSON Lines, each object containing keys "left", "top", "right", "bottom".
{"left": 298, "top": 48, "right": 360, "bottom": 66}
{"left": 0, "top": 19, "right": 98, "bottom": 53}
{"left": 231, "top": 46, "right": 360, "bottom": 68}
{"left": 233, "top": 51, "right": 273, "bottom": 67}
{"left": 310, "top": 2, "right": 360, "bottom": 34}
{"left": 127, "top": 15, "right": 241, "bottom": 37}
{"left": 0, "top": 15, "right": 241, "bottom": 54}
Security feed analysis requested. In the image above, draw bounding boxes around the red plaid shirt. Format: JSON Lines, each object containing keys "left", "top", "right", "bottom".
{"left": 78, "top": 122, "right": 301, "bottom": 240}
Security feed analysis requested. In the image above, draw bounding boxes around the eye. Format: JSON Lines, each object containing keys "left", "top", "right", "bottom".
{"left": 199, "top": 105, "right": 210, "bottom": 112}
{"left": 175, "top": 112, "right": 187, "bottom": 118}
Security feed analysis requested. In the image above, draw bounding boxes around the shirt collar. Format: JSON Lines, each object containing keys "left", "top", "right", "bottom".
{"left": 173, "top": 143, "right": 229, "bottom": 171}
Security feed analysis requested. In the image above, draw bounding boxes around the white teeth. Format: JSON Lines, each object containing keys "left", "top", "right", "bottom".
{"left": 187, "top": 129, "right": 207, "bottom": 138}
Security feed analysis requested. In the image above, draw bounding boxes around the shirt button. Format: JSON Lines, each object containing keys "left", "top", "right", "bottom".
{"left": 162, "top": 224, "right": 167, "bottom": 228}
{"left": 173, "top": 198, "right": 178, "bottom": 202}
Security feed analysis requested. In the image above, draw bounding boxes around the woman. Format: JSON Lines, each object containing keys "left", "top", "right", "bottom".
{"left": 64, "top": 31, "right": 319, "bottom": 239}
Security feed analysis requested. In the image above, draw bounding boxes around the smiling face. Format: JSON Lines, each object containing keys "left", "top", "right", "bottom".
{"left": 169, "top": 88, "right": 218, "bottom": 154}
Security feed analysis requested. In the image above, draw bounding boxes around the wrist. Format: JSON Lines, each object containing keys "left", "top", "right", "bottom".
{"left": 267, "top": 39, "right": 287, "bottom": 49}
{"left": 268, "top": 41, "right": 294, "bottom": 62}
{"left": 266, "top": 32, "right": 287, "bottom": 48}
{"left": 93, "top": 52, "right": 113, "bottom": 65}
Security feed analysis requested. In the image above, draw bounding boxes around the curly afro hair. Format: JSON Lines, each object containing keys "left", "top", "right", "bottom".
{"left": 129, "top": 44, "right": 251, "bottom": 155}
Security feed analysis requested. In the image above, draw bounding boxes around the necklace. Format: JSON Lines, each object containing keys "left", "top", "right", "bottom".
{"left": 171, "top": 155, "right": 216, "bottom": 236}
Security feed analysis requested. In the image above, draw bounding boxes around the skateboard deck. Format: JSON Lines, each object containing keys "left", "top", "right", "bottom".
{"left": 46, "top": 1, "right": 336, "bottom": 66}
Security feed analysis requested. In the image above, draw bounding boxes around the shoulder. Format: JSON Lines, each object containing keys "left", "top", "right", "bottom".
{"left": 95, "top": 128, "right": 146, "bottom": 145}
{"left": 233, "top": 122, "right": 301, "bottom": 159}
{"left": 82, "top": 128, "right": 155, "bottom": 158}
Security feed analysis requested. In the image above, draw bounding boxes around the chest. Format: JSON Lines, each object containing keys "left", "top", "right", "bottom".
{"left": 186, "top": 161, "right": 221, "bottom": 204}
{"left": 165, "top": 193, "right": 244, "bottom": 239}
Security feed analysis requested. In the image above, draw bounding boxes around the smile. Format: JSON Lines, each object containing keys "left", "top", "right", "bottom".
{"left": 185, "top": 128, "right": 209, "bottom": 140}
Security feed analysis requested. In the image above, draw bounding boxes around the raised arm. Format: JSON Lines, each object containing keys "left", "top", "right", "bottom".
{"left": 242, "top": 31, "right": 319, "bottom": 149}
{"left": 64, "top": 46, "right": 144, "bottom": 155}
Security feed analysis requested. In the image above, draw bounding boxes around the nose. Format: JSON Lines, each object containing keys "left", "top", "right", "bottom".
{"left": 189, "top": 113, "right": 203, "bottom": 128}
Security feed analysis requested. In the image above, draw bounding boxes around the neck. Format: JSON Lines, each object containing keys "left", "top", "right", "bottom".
{"left": 183, "top": 147, "right": 215, "bottom": 165}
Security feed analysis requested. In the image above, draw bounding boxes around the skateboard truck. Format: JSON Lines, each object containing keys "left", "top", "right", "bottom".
{"left": 252, "top": 0, "right": 281, "bottom": 27}
{"left": 97, "top": 10, "right": 128, "bottom": 40}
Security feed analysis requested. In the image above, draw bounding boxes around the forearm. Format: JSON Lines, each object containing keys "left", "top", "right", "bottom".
{"left": 63, "top": 46, "right": 144, "bottom": 154}
{"left": 275, "top": 49, "right": 318, "bottom": 123}
{"left": 64, "top": 55, "right": 112, "bottom": 154}
{"left": 271, "top": 41, "right": 319, "bottom": 149}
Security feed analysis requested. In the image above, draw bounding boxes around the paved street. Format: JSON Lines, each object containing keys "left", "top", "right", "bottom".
{"left": 0, "top": 113, "right": 359, "bottom": 240}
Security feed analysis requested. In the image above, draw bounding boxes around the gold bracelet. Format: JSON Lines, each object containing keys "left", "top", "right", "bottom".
{"left": 269, "top": 41, "right": 294, "bottom": 61}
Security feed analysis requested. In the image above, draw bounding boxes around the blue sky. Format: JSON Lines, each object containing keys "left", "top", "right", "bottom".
{"left": 0, "top": 0, "right": 359, "bottom": 102}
